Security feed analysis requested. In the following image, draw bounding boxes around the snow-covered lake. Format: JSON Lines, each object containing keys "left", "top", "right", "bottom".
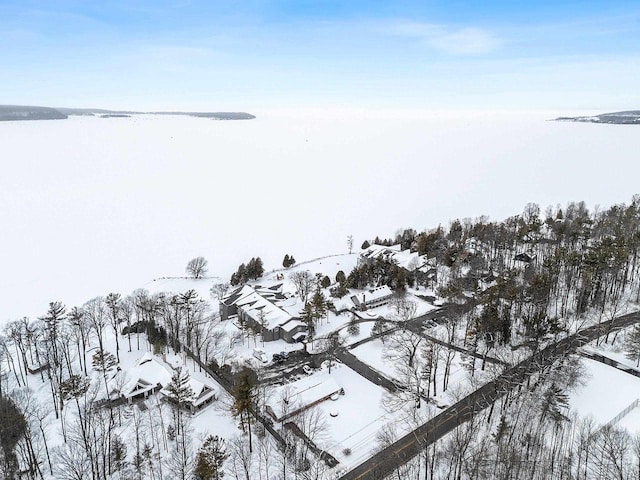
{"left": 2, "top": 108, "right": 639, "bottom": 321}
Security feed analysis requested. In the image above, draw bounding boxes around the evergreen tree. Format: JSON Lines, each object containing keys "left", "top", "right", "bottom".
{"left": 347, "top": 321, "right": 360, "bottom": 337}
{"left": 165, "top": 367, "right": 194, "bottom": 409}
{"left": 361, "top": 240, "right": 371, "bottom": 250}
{"left": 283, "top": 254, "right": 290, "bottom": 268}
{"left": 194, "top": 435, "right": 228, "bottom": 480}
{"left": 301, "top": 302, "right": 315, "bottom": 337}
{"left": 91, "top": 349, "right": 117, "bottom": 373}
{"left": 335, "top": 270, "right": 346, "bottom": 284}
{"left": 625, "top": 324, "right": 640, "bottom": 366}
{"left": 60, "top": 374, "right": 90, "bottom": 401}
{"left": 0, "top": 397, "right": 26, "bottom": 479}
{"left": 111, "top": 435, "right": 128, "bottom": 473}
{"left": 321, "top": 275, "right": 331, "bottom": 289}
{"left": 311, "top": 289, "right": 327, "bottom": 322}
{"left": 331, "top": 282, "right": 349, "bottom": 299}
{"left": 231, "top": 370, "right": 256, "bottom": 452}
{"left": 250, "top": 257, "right": 264, "bottom": 279}
{"left": 92, "top": 349, "right": 118, "bottom": 400}
{"left": 165, "top": 367, "right": 194, "bottom": 438}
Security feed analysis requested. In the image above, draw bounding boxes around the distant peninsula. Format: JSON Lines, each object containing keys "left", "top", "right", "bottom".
{"left": 0, "top": 105, "right": 68, "bottom": 121}
{"left": 0, "top": 105, "right": 255, "bottom": 121}
{"left": 554, "top": 110, "right": 640, "bottom": 125}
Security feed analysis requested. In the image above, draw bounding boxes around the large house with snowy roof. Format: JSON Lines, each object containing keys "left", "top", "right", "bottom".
{"left": 220, "top": 285, "right": 309, "bottom": 343}
{"left": 359, "top": 243, "right": 437, "bottom": 287}
{"left": 119, "top": 352, "right": 172, "bottom": 402}
{"left": 359, "top": 243, "right": 426, "bottom": 272}
{"left": 350, "top": 285, "right": 394, "bottom": 311}
{"left": 117, "top": 352, "right": 218, "bottom": 412}
{"left": 160, "top": 369, "right": 218, "bottom": 413}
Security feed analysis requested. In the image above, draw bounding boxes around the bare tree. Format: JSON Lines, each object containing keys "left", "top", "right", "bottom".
{"left": 290, "top": 271, "right": 315, "bottom": 303}
{"left": 291, "top": 407, "right": 328, "bottom": 468}
{"left": 187, "top": 257, "right": 209, "bottom": 279}
{"left": 210, "top": 282, "right": 230, "bottom": 303}
{"left": 227, "top": 436, "right": 253, "bottom": 480}
{"left": 105, "top": 293, "right": 122, "bottom": 363}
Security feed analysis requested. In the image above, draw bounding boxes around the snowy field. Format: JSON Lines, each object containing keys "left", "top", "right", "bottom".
{"left": 3, "top": 109, "right": 640, "bottom": 323}
{"left": 569, "top": 358, "right": 640, "bottom": 429}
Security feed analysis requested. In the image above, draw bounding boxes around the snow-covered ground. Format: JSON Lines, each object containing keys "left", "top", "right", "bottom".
{"left": 3, "top": 110, "right": 640, "bottom": 323}
{"left": 291, "top": 362, "right": 406, "bottom": 470}
{"left": 569, "top": 358, "right": 640, "bottom": 429}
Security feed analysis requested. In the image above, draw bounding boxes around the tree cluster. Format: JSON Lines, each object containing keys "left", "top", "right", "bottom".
{"left": 230, "top": 257, "right": 264, "bottom": 286}
{"left": 282, "top": 254, "right": 296, "bottom": 268}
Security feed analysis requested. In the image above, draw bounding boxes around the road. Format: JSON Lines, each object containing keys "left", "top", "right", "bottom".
{"left": 403, "top": 313, "right": 508, "bottom": 367}
{"left": 338, "top": 311, "right": 640, "bottom": 480}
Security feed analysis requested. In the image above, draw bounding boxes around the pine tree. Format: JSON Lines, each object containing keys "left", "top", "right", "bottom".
{"left": 0, "top": 397, "right": 26, "bottom": 479}
{"left": 250, "top": 257, "right": 264, "bottom": 279}
{"left": 165, "top": 367, "right": 194, "bottom": 409}
{"left": 625, "top": 324, "right": 640, "bottom": 366}
{"left": 361, "top": 240, "right": 371, "bottom": 250}
{"left": 301, "top": 302, "right": 315, "bottom": 337}
{"left": 60, "top": 374, "right": 90, "bottom": 401}
{"left": 165, "top": 367, "right": 194, "bottom": 439}
{"left": 311, "top": 289, "right": 327, "bottom": 322}
{"left": 92, "top": 349, "right": 117, "bottom": 373}
{"left": 111, "top": 435, "right": 128, "bottom": 473}
{"left": 321, "top": 275, "right": 331, "bottom": 289}
{"left": 283, "top": 254, "right": 290, "bottom": 268}
{"left": 194, "top": 435, "right": 228, "bottom": 480}
{"left": 92, "top": 349, "right": 118, "bottom": 400}
{"left": 231, "top": 370, "right": 255, "bottom": 452}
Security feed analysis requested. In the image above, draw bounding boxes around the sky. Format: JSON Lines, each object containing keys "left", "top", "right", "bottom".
{"left": 1, "top": 0, "right": 640, "bottom": 111}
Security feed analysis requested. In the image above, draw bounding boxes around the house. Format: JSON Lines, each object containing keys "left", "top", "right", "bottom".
{"left": 350, "top": 285, "right": 394, "bottom": 311}
{"left": 160, "top": 372, "right": 218, "bottom": 413}
{"left": 220, "top": 285, "right": 309, "bottom": 343}
{"left": 266, "top": 376, "right": 343, "bottom": 422}
{"left": 119, "top": 353, "right": 218, "bottom": 413}
{"left": 514, "top": 252, "right": 535, "bottom": 263}
{"left": 358, "top": 243, "right": 427, "bottom": 272}
{"left": 120, "top": 352, "right": 173, "bottom": 403}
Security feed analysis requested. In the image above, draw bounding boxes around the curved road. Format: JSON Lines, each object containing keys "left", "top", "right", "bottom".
{"left": 339, "top": 311, "right": 640, "bottom": 480}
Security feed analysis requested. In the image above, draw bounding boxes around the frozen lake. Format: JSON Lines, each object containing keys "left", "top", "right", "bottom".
{"left": 1, "top": 108, "right": 639, "bottom": 321}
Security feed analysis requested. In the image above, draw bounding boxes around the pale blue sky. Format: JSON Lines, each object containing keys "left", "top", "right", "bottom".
{"left": 1, "top": 0, "right": 639, "bottom": 110}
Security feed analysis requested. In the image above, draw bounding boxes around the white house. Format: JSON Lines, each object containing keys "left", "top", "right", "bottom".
{"left": 118, "top": 352, "right": 218, "bottom": 412}
{"left": 350, "top": 285, "right": 394, "bottom": 311}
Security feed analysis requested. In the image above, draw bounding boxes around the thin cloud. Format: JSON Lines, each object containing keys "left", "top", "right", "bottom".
{"left": 381, "top": 20, "right": 501, "bottom": 55}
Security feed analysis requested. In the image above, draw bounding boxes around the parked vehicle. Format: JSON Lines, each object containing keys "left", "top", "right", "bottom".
{"left": 253, "top": 348, "right": 268, "bottom": 363}
{"left": 273, "top": 353, "right": 284, "bottom": 363}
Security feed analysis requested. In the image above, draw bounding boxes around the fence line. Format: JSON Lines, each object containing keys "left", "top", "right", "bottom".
{"left": 603, "top": 398, "right": 640, "bottom": 429}
{"left": 178, "top": 342, "right": 288, "bottom": 449}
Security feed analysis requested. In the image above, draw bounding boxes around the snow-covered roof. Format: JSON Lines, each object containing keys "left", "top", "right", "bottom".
{"left": 120, "top": 352, "right": 174, "bottom": 398}
{"left": 359, "top": 244, "right": 426, "bottom": 271}
{"left": 223, "top": 284, "right": 302, "bottom": 331}
{"left": 268, "top": 375, "right": 342, "bottom": 421}
{"left": 238, "top": 293, "right": 294, "bottom": 329}
{"left": 119, "top": 353, "right": 218, "bottom": 407}
{"left": 280, "top": 318, "right": 307, "bottom": 332}
{"left": 161, "top": 374, "right": 218, "bottom": 407}
{"left": 350, "top": 285, "right": 394, "bottom": 307}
